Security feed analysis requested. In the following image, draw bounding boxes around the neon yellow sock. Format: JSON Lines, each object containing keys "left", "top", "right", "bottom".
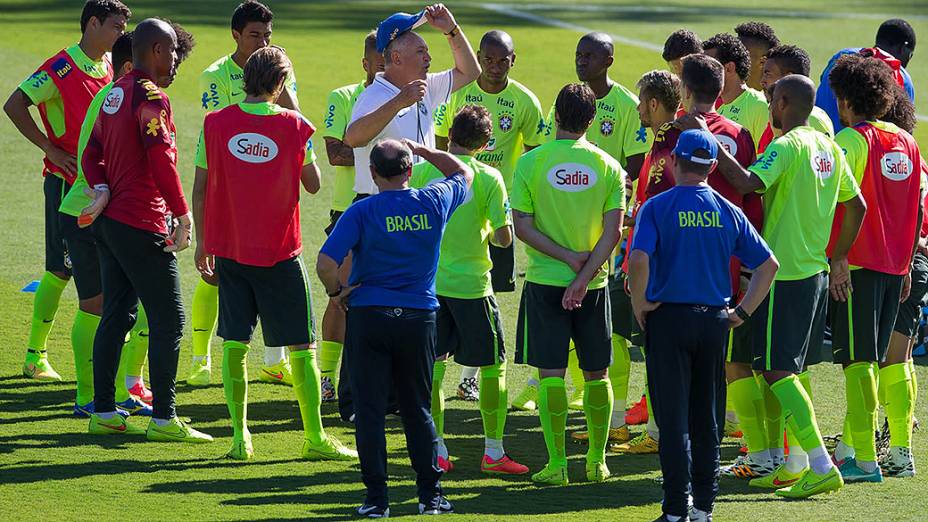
{"left": 125, "top": 305, "right": 149, "bottom": 379}
{"left": 584, "top": 378, "right": 613, "bottom": 464}
{"left": 843, "top": 362, "right": 877, "bottom": 461}
{"left": 291, "top": 349, "right": 326, "bottom": 444}
{"left": 908, "top": 359, "right": 918, "bottom": 403}
{"left": 770, "top": 375, "right": 826, "bottom": 453}
{"left": 222, "top": 341, "right": 249, "bottom": 438}
{"left": 431, "top": 359, "right": 447, "bottom": 438}
{"left": 757, "top": 375, "right": 784, "bottom": 453}
{"left": 191, "top": 279, "right": 218, "bottom": 358}
{"left": 27, "top": 271, "right": 68, "bottom": 354}
{"left": 798, "top": 370, "right": 813, "bottom": 400}
{"left": 610, "top": 335, "right": 631, "bottom": 427}
{"left": 567, "top": 342, "right": 584, "bottom": 392}
{"left": 319, "top": 341, "right": 343, "bottom": 387}
{"left": 479, "top": 361, "right": 507, "bottom": 440}
{"left": 115, "top": 343, "right": 131, "bottom": 403}
{"left": 71, "top": 310, "right": 99, "bottom": 405}
{"left": 729, "top": 376, "right": 767, "bottom": 454}
{"left": 881, "top": 363, "right": 914, "bottom": 448}
{"left": 538, "top": 376, "right": 568, "bottom": 467}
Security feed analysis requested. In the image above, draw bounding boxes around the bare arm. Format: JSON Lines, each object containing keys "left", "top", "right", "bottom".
{"left": 436, "top": 135, "right": 450, "bottom": 151}
{"left": 736, "top": 256, "right": 778, "bottom": 316}
{"left": 829, "top": 194, "right": 867, "bottom": 301}
{"left": 628, "top": 249, "right": 660, "bottom": 328}
{"left": 560, "top": 209, "right": 624, "bottom": 309}
{"left": 676, "top": 114, "right": 764, "bottom": 195}
{"left": 343, "top": 82, "right": 425, "bottom": 148}
{"left": 301, "top": 162, "right": 321, "bottom": 194}
{"left": 276, "top": 85, "right": 299, "bottom": 112}
{"left": 404, "top": 139, "right": 474, "bottom": 189}
{"left": 4, "top": 89, "right": 76, "bottom": 177}
{"left": 425, "top": 4, "right": 480, "bottom": 92}
{"left": 625, "top": 153, "right": 645, "bottom": 183}
{"left": 491, "top": 225, "right": 513, "bottom": 248}
{"left": 192, "top": 166, "right": 213, "bottom": 276}
{"left": 316, "top": 252, "right": 341, "bottom": 296}
{"left": 324, "top": 136, "right": 355, "bottom": 167}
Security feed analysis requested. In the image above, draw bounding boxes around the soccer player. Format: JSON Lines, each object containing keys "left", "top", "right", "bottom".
{"left": 734, "top": 22, "right": 780, "bottom": 92}
{"left": 629, "top": 128, "right": 778, "bottom": 522}
{"left": 816, "top": 18, "right": 916, "bottom": 132}
{"left": 3, "top": 0, "right": 130, "bottom": 382}
{"left": 318, "top": 139, "right": 474, "bottom": 517}
{"left": 80, "top": 19, "right": 212, "bottom": 442}
{"left": 703, "top": 33, "right": 769, "bottom": 152}
{"left": 318, "top": 30, "right": 384, "bottom": 404}
{"left": 411, "top": 105, "right": 527, "bottom": 475}
{"left": 826, "top": 55, "right": 922, "bottom": 483}
{"left": 679, "top": 74, "right": 867, "bottom": 498}
{"left": 193, "top": 46, "right": 356, "bottom": 462}
{"left": 513, "top": 83, "right": 625, "bottom": 486}
{"left": 662, "top": 29, "right": 702, "bottom": 76}
{"left": 189, "top": 0, "right": 300, "bottom": 386}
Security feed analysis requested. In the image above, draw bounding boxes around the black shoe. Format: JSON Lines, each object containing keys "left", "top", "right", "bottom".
{"left": 356, "top": 504, "right": 389, "bottom": 518}
{"left": 418, "top": 496, "right": 453, "bottom": 515}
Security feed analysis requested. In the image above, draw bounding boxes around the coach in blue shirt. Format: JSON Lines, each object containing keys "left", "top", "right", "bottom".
{"left": 317, "top": 138, "right": 473, "bottom": 518}
{"left": 628, "top": 129, "right": 778, "bottom": 522}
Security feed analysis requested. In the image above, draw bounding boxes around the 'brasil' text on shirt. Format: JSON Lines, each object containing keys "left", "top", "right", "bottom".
{"left": 386, "top": 213, "right": 432, "bottom": 232}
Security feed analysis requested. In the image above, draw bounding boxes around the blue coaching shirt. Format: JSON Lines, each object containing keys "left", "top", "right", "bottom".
{"left": 631, "top": 185, "right": 772, "bottom": 307}
{"left": 320, "top": 173, "right": 468, "bottom": 310}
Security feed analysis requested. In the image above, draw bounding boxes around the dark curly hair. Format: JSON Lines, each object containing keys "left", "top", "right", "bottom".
{"left": 735, "top": 21, "right": 780, "bottom": 51}
{"left": 662, "top": 29, "right": 702, "bottom": 62}
{"left": 450, "top": 105, "right": 493, "bottom": 151}
{"left": 637, "top": 70, "right": 682, "bottom": 113}
{"left": 881, "top": 85, "right": 917, "bottom": 133}
{"left": 766, "top": 45, "right": 811, "bottom": 77}
{"left": 829, "top": 54, "right": 896, "bottom": 120}
{"left": 703, "top": 33, "right": 751, "bottom": 81}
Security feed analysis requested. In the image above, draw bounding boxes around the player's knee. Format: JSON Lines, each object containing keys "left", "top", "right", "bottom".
{"left": 79, "top": 294, "right": 103, "bottom": 316}
{"left": 51, "top": 270, "right": 71, "bottom": 281}
{"left": 289, "top": 343, "right": 312, "bottom": 352}
{"left": 583, "top": 368, "right": 608, "bottom": 381}
{"left": 201, "top": 272, "right": 219, "bottom": 286}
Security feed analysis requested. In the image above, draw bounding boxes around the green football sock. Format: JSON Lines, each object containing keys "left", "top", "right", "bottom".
{"left": 757, "top": 375, "right": 784, "bottom": 453}
{"left": 610, "top": 335, "right": 631, "bottom": 427}
{"left": 431, "top": 359, "right": 447, "bottom": 438}
{"left": 583, "top": 378, "right": 613, "bottom": 464}
{"left": 27, "top": 271, "right": 68, "bottom": 353}
{"left": 798, "top": 370, "right": 813, "bottom": 400}
{"left": 191, "top": 279, "right": 219, "bottom": 358}
{"left": 538, "top": 376, "right": 568, "bottom": 467}
{"left": 479, "top": 361, "right": 507, "bottom": 441}
{"left": 908, "top": 359, "right": 918, "bottom": 403}
{"left": 115, "top": 343, "right": 131, "bottom": 403}
{"left": 729, "top": 376, "right": 767, "bottom": 454}
{"left": 770, "top": 375, "right": 827, "bottom": 454}
{"left": 843, "top": 362, "right": 878, "bottom": 461}
{"left": 319, "top": 341, "right": 343, "bottom": 387}
{"left": 70, "top": 310, "right": 99, "bottom": 405}
{"left": 124, "top": 306, "right": 149, "bottom": 378}
{"left": 291, "top": 349, "right": 326, "bottom": 444}
{"left": 881, "top": 362, "right": 914, "bottom": 448}
{"left": 222, "top": 341, "right": 249, "bottom": 438}
{"left": 567, "top": 342, "right": 584, "bottom": 391}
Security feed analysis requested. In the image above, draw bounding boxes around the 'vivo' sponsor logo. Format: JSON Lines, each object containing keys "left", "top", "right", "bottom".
{"left": 880, "top": 152, "right": 913, "bottom": 181}
{"left": 546, "top": 163, "right": 597, "bottom": 192}
{"left": 228, "top": 133, "right": 278, "bottom": 163}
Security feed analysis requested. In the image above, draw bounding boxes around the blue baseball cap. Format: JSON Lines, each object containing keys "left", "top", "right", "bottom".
{"left": 672, "top": 129, "right": 718, "bottom": 165}
{"left": 376, "top": 11, "right": 427, "bottom": 53}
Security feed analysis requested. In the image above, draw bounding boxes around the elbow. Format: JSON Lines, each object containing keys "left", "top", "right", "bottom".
{"left": 512, "top": 221, "right": 528, "bottom": 242}
{"left": 342, "top": 128, "right": 365, "bottom": 149}
{"left": 3, "top": 91, "right": 19, "bottom": 118}
{"left": 494, "top": 227, "right": 513, "bottom": 249}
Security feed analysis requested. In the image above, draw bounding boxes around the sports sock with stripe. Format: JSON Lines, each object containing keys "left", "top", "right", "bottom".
{"left": 843, "top": 362, "right": 878, "bottom": 465}
{"left": 729, "top": 376, "right": 767, "bottom": 457}
{"left": 264, "top": 346, "right": 287, "bottom": 366}
{"left": 431, "top": 359, "right": 447, "bottom": 445}
{"left": 538, "top": 376, "right": 568, "bottom": 467}
{"left": 291, "top": 349, "right": 326, "bottom": 444}
{"left": 757, "top": 374, "right": 784, "bottom": 461}
{"left": 318, "top": 341, "right": 343, "bottom": 388}
{"left": 567, "top": 343, "right": 584, "bottom": 394}
{"left": 71, "top": 310, "right": 99, "bottom": 405}
{"left": 191, "top": 279, "right": 218, "bottom": 359}
{"left": 785, "top": 368, "right": 812, "bottom": 470}
{"left": 907, "top": 359, "right": 918, "bottom": 403}
{"left": 610, "top": 335, "right": 631, "bottom": 429}
{"left": 460, "top": 365, "right": 478, "bottom": 382}
{"left": 834, "top": 416, "right": 855, "bottom": 463}
{"left": 27, "top": 271, "right": 68, "bottom": 356}
{"left": 120, "top": 308, "right": 149, "bottom": 400}
{"left": 479, "top": 362, "right": 507, "bottom": 453}
{"left": 770, "top": 375, "right": 831, "bottom": 474}
{"left": 881, "top": 362, "right": 915, "bottom": 448}
{"left": 583, "top": 378, "right": 613, "bottom": 465}
{"left": 222, "top": 341, "right": 249, "bottom": 439}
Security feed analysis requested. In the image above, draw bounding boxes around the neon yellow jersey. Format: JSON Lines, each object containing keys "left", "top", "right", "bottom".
{"left": 322, "top": 82, "right": 366, "bottom": 212}
{"left": 809, "top": 106, "right": 835, "bottom": 138}
{"left": 59, "top": 82, "right": 113, "bottom": 217}
{"left": 19, "top": 44, "right": 109, "bottom": 139}
{"left": 719, "top": 88, "right": 769, "bottom": 152}
{"left": 410, "top": 155, "right": 511, "bottom": 298}
{"left": 199, "top": 54, "right": 297, "bottom": 112}
{"left": 434, "top": 79, "right": 545, "bottom": 189}
{"left": 749, "top": 126, "right": 860, "bottom": 280}
{"left": 511, "top": 139, "right": 626, "bottom": 289}
{"left": 543, "top": 82, "right": 651, "bottom": 167}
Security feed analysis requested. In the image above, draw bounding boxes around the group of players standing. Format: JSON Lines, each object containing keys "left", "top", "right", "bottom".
{"left": 4, "top": 0, "right": 923, "bottom": 519}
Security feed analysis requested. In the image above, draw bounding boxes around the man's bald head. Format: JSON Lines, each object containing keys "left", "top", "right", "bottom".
{"left": 579, "top": 32, "right": 614, "bottom": 57}
{"left": 480, "top": 30, "right": 514, "bottom": 54}
{"left": 576, "top": 32, "right": 614, "bottom": 81}
{"left": 370, "top": 139, "right": 413, "bottom": 179}
{"left": 769, "top": 74, "right": 815, "bottom": 130}
{"left": 132, "top": 18, "right": 176, "bottom": 63}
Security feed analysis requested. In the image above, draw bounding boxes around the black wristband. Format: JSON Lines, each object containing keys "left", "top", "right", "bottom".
{"left": 327, "top": 284, "right": 343, "bottom": 298}
{"left": 734, "top": 305, "right": 750, "bottom": 321}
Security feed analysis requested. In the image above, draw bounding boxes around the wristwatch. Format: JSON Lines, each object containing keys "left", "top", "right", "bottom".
{"left": 444, "top": 24, "right": 460, "bottom": 37}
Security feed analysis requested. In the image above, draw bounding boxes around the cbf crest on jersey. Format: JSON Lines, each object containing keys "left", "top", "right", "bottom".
{"left": 599, "top": 118, "right": 615, "bottom": 137}
{"left": 498, "top": 111, "right": 514, "bottom": 133}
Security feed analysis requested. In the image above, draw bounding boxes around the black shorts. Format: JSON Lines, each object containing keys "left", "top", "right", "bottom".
{"left": 489, "top": 243, "right": 515, "bottom": 293}
{"left": 59, "top": 213, "right": 101, "bottom": 299}
{"left": 436, "top": 295, "right": 505, "bottom": 367}
{"left": 894, "top": 253, "right": 928, "bottom": 338}
{"left": 44, "top": 175, "right": 71, "bottom": 275}
{"left": 216, "top": 256, "right": 316, "bottom": 347}
{"left": 752, "top": 272, "right": 828, "bottom": 373}
{"left": 831, "top": 269, "right": 904, "bottom": 364}
{"left": 324, "top": 210, "right": 343, "bottom": 236}
{"left": 609, "top": 272, "right": 642, "bottom": 344}
{"left": 727, "top": 313, "right": 754, "bottom": 364}
{"left": 515, "top": 281, "right": 612, "bottom": 371}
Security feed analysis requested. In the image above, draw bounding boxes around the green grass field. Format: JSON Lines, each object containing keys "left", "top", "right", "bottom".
{"left": 1, "top": 0, "right": 928, "bottom": 520}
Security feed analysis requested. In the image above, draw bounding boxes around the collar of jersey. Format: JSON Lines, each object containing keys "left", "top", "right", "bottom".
{"left": 67, "top": 43, "right": 108, "bottom": 78}
{"left": 373, "top": 72, "right": 403, "bottom": 94}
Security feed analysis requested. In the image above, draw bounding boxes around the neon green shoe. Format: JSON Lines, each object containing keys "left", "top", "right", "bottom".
{"left": 511, "top": 384, "right": 537, "bottom": 411}
{"left": 259, "top": 359, "right": 293, "bottom": 386}
{"left": 568, "top": 388, "right": 584, "bottom": 411}
{"left": 186, "top": 360, "right": 211, "bottom": 386}
{"left": 301, "top": 436, "right": 358, "bottom": 461}
{"left": 775, "top": 466, "right": 844, "bottom": 498}
{"left": 532, "top": 463, "right": 569, "bottom": 486}
{"left": 146, "top": 417, "right": 214, "bottom": 443}
{"left": 226, "top": 431, "right": 254, "bottom": 460}
{"left": 88, "top": 413, "right": 145, "bottom": 435}
{"left": 23, "top": 356, "right": 62, "bottom": 382}
{"left": 586, "top": 461, "right": 611, "bottom": 482}
{"left": 749, "top": 464, "right": 808, "bottom": 489}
